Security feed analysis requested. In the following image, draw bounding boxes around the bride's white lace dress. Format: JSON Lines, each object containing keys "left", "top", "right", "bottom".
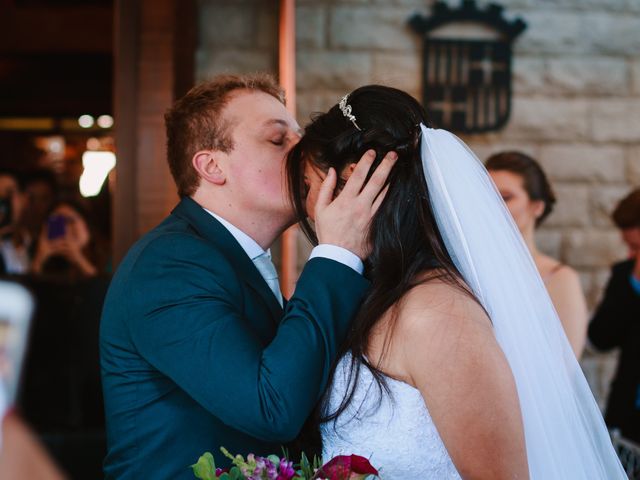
{"left": 321, "top": 353, "right": 461, "bottom": 479}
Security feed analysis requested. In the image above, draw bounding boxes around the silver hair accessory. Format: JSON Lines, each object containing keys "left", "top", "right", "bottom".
{"left": 338, "top": 94, "right": 361, "bottom": 131}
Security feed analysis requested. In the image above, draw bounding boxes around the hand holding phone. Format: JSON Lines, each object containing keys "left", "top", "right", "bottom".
{"left": 46, "top": 215, "right": 66, "bottom": 240}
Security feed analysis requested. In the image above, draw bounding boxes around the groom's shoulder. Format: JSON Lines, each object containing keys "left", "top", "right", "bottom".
{"left": 118, "top": 214, "right": 227, "bottom": 274}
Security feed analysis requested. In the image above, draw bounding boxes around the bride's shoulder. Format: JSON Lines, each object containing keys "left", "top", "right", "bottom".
{"left": 396, "top": 275, "right": 492, "bottom": 340}
{"left": 391, "top": 276, "right": 501, "bottom": 388}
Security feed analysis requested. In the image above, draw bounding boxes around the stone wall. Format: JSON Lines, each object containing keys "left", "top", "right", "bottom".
{"left": 196, "top": 0, "right": 640, "bottom": 406}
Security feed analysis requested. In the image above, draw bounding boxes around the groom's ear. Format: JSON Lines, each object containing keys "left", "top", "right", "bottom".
{"left": 192, "top": 150, "right": 226, "bottom": 186}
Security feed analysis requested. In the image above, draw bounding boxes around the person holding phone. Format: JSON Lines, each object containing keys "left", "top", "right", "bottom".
{"left": 31, "top": 200, "right": 104, "bottom": 279}
{"left": 0, "top": 169, "right": 30, "bottom": 275}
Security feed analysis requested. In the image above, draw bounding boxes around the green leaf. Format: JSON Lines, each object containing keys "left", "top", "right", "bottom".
{"left": 228, "top": 468, "right": 242, "bottom": 480}
{"left": 267, "top": 454, "right": 280, "bottom": 467}
{"left": 220, "top": 447, "right": 236, "bottom": 462}
{"left": 298, "top": 452, "right": 314, "bottom": 478}
{"left": 191, "top": 452, "right": 216, "bottom": 480}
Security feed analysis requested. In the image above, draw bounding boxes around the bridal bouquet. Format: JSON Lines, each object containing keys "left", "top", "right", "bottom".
{"left": 192, "top": 447, "right": 379, "bottom": 480}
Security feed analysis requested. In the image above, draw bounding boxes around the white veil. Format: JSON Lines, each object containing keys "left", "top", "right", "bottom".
{"left": 420, "top": 125, "right": 626, "bottom": 479}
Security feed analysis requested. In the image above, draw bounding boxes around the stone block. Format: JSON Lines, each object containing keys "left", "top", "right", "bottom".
{"left": 631, "top": 60, "right": 640, "bottom": 95}
{"left": 505, "top": 97, "right": 589, "bottom": 141}
{"left": 199, "top": 3, "right": 255, "bottom": 48}
{"left": 538, "top": 144, "right": 625, "bottom": 183}
{"left": 515, "top": 11, "right": 583, "bottom": 55}
{"left": 627, "top": 146, "right": 640, "bottom": 184}
{"left": 465, "top": 140, "right": 539, "bottom": 165}
{"left": 581, "top": 351, "right": 619, "bottom": 410}
{"left": 592, "top": 267, "right": 615, "bottom": 303}
{"left": 563, "top": 229, "right": 626, "bottom": 268}
{"left": 300, "top": 0, "right": 367, "bottom": 3}
{"left": 329, "top": 6, "right": 421, "bottom": 52}
{"left": 296, "top": 6, "right": 326, "bottom": 49}
{"left": 296, "top": 90, "right": 347, "bottom": 126}
{"left": 535, "top": 229, "right": 563, "bottom": 259}
{"left": 492, "top": 0, "right": 538, "bottom": 7}
{"left": 371, "top": 0, "right": 426, "bottom": 4}
{"left": 544, "top": 184, "right": 591, "bottom": 228}
{"left": 590, "top": 185, "right": 632, "bottom": 228}
{"left": 518, "top": 10, "right": 640, "bottom": 57}
{"left": 545, "top": 57, "right": 628, "bottom": 96}
{"left": 584, "top": 13, "right": 640, "bottom": 56}
{"left": 512, "top": 57, "right": 546, "bottom": 95}
{"left": 296, "top": 51, "right": 372, "bottom": 90}
{"left": 372, "top": 53, "right": 421, "bottom": 93}
{"left": 576, "top": 269, "right": 592, "bottom": 298}
{"left": 255, "top": 4, "right": 278, "bottom": 50}
{"left": 533, "top": 0, "right": 638, "bottom": 12}
{"left": 591, "top": 99, "right": 640, "bottom": 143}
{"left": 196, "top": 49, "right": 275, "bottom": 81}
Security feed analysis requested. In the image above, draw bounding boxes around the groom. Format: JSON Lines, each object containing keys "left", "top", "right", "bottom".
{"left": 100, "top": 73, "right": 395, "bottom": 479}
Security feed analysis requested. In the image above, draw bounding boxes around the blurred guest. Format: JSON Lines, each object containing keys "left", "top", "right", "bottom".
{"left": 23, "top": 169, "right": 58, "bottom": 242}
{"left": 31, "top": 200, "right": 106, "bottom": 280}
{"left": 588, "top": 188, "right": 640, "bottom": 443}
{"left": 486, "top": 151, "right": 588, "bottom": 358}
{"left": 0, "top": 169, "right": 31, "bottom": 274}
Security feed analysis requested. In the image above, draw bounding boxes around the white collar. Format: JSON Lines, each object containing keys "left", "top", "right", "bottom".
{"left": 203, "top": 208, "right": 268, "bottom": 261}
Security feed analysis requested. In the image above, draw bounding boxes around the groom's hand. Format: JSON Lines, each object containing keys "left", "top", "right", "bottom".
{"left": 314, "top": 150, "right": 397, "bottom": 260}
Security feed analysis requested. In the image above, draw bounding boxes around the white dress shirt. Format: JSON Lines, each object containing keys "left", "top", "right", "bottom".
{"left": 204, "top": 209, "right": 364, "bottom": 279}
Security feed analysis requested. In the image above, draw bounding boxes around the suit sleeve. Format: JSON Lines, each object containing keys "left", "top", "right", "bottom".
{"left": 126, "top": 234, "right": 369, "bottom": 442}
{"left": 588, "top": 265, "right": 627, "bottom": 351}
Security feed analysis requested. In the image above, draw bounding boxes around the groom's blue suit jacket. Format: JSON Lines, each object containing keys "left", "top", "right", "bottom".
{"left": 100, "top": 197, "right": 369, "bottom": 479}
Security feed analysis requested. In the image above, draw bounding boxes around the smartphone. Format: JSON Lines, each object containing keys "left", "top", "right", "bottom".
{"left": 0, "top": 281, "right": 33, "bottom": 404}
{"left": 47, "top": 214, "right": 66, "bottom": 240}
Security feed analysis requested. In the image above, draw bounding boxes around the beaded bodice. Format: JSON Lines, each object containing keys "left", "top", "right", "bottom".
{"left": 321, "top": 354, "right": 461, "bottom": 479}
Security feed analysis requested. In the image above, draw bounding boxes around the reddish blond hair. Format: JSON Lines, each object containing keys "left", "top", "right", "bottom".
{"left": 164, "top": 73, "right": 284, "bottom": 197}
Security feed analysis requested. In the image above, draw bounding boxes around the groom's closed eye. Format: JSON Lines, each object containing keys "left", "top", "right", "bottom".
{"left": 269, "top": 134, "right": 286, "bottom": 146}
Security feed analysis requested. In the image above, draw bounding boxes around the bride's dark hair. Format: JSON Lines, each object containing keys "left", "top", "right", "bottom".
{"left": 287, "top": 85, "right": 474, "bottom": 425}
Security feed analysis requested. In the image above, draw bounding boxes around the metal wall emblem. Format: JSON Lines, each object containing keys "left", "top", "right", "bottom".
{"left": 409, "top": 1, "right": 526, "bottom": 133}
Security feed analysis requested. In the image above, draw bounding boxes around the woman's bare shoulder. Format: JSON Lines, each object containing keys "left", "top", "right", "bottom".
{"left": 546, "top": 263, "right": 582, "bottom": 291}
{"left": 396, "top": 277, "right": 493, "bottom": 342}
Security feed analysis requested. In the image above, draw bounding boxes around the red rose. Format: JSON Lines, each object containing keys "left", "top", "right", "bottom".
{"left": 312, "top": 455, "right": 379, "bottom": 480}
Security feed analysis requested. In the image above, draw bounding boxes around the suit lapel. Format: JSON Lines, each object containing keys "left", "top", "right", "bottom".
{"left": 171, "top": 197, "right": 283, "bottom": 322}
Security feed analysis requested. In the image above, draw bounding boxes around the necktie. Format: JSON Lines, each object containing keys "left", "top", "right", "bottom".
{"left": 252, "top": 252, "right": 283, "bottom": 307}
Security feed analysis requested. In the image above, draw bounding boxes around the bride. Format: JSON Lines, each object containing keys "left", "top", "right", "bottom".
{"left": 286, "top": 85, "right": 626, "bottom": 479}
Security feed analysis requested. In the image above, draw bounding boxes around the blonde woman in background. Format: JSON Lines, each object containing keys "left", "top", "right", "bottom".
{"left": 486, "top": 151, "right": 588, "bottom": 359}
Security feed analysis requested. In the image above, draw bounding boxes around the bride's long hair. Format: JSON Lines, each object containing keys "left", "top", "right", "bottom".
{"left": 287, "top": 85, "right": 477, "bottom": 422}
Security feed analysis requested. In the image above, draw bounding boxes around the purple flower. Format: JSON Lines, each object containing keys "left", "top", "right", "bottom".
{"left": 277, "top": 458, "right": 296, "bottom": 480}
{"left": 250, "top": 456, "right": 278, "bottom": 480}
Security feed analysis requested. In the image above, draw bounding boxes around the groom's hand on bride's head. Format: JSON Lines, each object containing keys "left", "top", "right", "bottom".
{"left": 314, "top": 149, "right": 397, "bottom": 260}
